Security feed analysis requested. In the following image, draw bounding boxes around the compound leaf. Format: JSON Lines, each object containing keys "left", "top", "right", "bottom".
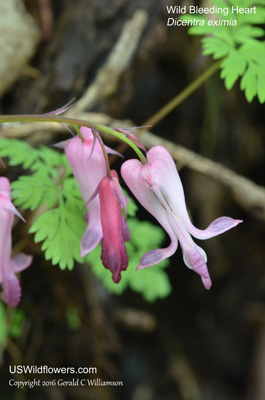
{"left": 11, "top": 174, "right": 59, "bottom": 211}
{"left": 182, "top": 0, "right": 265, "bottom": 103}
{"left": 29, "top": 199, "right": 86, "bottom": 270}
{"left": 240, "top": 63, "right": 257, "bottom": 101}
{"left": 220, "top": 50, "right": 247, "bottom": 89}
{"left": 0, "top": 138, "right": 39, "bottom": 170}
{"left": 202, "top": 36, "right": 233, "bottom": 58}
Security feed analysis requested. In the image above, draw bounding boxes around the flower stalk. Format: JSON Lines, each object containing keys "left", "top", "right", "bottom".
{"left": 0, "top": 114, "right": 147, "bottom": 163}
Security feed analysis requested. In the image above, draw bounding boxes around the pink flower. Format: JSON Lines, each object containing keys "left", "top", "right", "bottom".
{"left": 99, "top": 170, "right": 129, "bottom": 283}
{"left": 57, "top": 127, "right": 118, "bottom": 257}
{"left": 0, "top": 177, "right": 32, "bottom": 307}
{"left": 121, "top": 146, "right": 242, "bottom": 289}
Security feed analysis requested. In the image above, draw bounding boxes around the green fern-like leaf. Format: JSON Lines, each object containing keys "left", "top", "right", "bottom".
{"left": 11, "top": 174, "right": 59, "bottom": 211}
{"left": 0, "top": 138, "right": 40, "bottom": 170}
{"left": 29, "top": 197, "right": 86, "bottom": 270}
{"left": 220, "top": 50, "right": 247, "bottom": 89}
{"left": 0, "top": 138, "right": 66, "bottom": 174}
{"left": 201, "top": 36, "right": 234, "bottom": 58}
{"left": 0, "top": 301, "right": 7, "bottom": 345}
{"left": 181, "top": 0, "right": 265, "bottom": 103}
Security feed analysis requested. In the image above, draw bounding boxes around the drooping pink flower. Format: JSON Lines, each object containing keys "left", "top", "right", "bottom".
{"left": 0, "top": 177, "right": 33, "bottom": 307}
{"left": 121, "top": 146, "right": 242, "bottom": 289}
{"left": 99, "top": 170, "right": 129, "bottom": 283}
{"left": 57, "top": 127, "right": 119, "bottom": 257}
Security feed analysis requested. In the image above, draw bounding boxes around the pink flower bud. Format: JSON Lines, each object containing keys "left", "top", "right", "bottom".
{"left": 99, "top": 170, "right": 129, "bottom": 283}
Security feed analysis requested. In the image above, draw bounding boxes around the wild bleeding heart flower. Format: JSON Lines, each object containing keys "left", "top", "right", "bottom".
{"left": 99, "top": 170, "right": 129, "bottom": 283}
{"left": 57, "top": 127, "right": 119, "bottom": 257}
{"left": 121, "top": 146, "right": 242, "bottom": 289}
{"left": 0, "top": 177, "right": 33, "bottom": 307}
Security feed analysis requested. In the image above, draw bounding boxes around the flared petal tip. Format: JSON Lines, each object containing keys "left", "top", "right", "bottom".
{"left": 11, "top": 253, "right": 33, "bottom": 272}
{"left": 80, "top": 229, "right": 102, "bottom": 257}
{"left": 137, "top": 249, "right": 168, "bottom": 269}
{"left": 201, "top": 276, "right": 212, "bottom": 290}
{"left": 210, "top": 216, "right": 243, "bottom": 235}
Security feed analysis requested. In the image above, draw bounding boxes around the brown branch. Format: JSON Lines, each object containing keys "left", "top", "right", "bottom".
{"left": 68, "top": 9, "right": 148, "bottom": 114}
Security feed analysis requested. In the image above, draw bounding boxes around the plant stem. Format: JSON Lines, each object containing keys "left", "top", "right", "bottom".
{"left": 0, "top": 114, "right": 147, "bottom": 163}
{"left": 92, "top": 127, "right": 111, "bottom": 177}
{"left": 143, "top": 60, "right": 222, "bottom": 128}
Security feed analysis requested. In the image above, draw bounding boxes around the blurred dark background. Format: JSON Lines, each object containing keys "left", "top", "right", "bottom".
{"left": 0, "top": 0, "right": 265, "bottom": 399}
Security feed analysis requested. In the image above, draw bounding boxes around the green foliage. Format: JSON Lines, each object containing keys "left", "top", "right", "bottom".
{"left": 66, "top": 307, "right": 81, "bottom": 330}
{"left": 0, "top": 303, "right": 26, "bottom": 346}
{"left": 181, "top": 0, "right": 265, "bottom": 102}
{"left": 12, "top": 174, "right": 59, "bottom": 211}
{"left": 29, "top": 197, "right": 86, "bottom": 269}
{"left": 0, "top": 138, "right": 67, "bottom": 176}
{"left": 9, "top": 309, "right": 26, "bottom": 339}
{"left": 86, "top": 218, "right": 172, "bottom": 302}
{"left": 0, "top": 301, "right": 7, "bottom": 345}
{"left": 0, "top": 138, "right": 171, "bottom": 302}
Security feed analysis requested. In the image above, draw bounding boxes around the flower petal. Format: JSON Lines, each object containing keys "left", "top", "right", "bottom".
{"left": 110, "top": 170, "right": 128, "bottom": 217}
{"left": 99, "top": 172, "right": 129, "bottom": 282}
{"left": 80, "top": 200, "right": 102, "bottom": 257}
{"left": 0, "top": 198, "right": 26, "bottom": 222}
{"left": 183, "top": 244, "right": 212, "bottom": 290}
{"left": 137, "top": 236, "right": 178, "bottom": 269}
{"left": 52, "top": 138, "right": 71, "bottom": 149}
{"left": 186, "top": 216, "right": 243, "bottom": 240}
{"left": 122, "top": 217, "right": 130, "bottom": 242}
{"left": 2, "top": 272, "right": 22, "bottom": 308}
{"left": 121, "top": 159, "right": 179, "bottom": 268}
{"left": 11, "top": 253, "right": 33, "bottom": 272}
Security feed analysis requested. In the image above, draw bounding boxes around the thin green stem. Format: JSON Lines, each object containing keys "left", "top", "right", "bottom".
{"left": 94, "top": 123, "right": 147, "bottom": 163}
{"left": 91, "top": 127, "right": 111, "bottom": 177}
{"left": 143, "top": 60, "right": 222, "bottom": 128}
{"left": 0, "top": 114, "right": 147, "bottom": 163}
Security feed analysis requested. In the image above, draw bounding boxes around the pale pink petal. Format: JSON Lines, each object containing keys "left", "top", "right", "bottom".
{"left": 122, "top": 217, "right": 130, "bottom": 242}
{"left": 63, "top": 126, "right": 107, "bottom": 257}
{"left": 2, "top": 273, "right": 22, "bottom": 308}
{"left": 121, "top": 160, "right": 179, "bottom": 268}
{"left": 11, "top": 253, "right": 33, "bottom": 272}
{"left": 185, "top": 216, "right": 243, "bottom": 240}
{"left": 80, "top": 229, "right": 102, "bottom": 257}
{"left": 0, "top": 177, "right": 31, "bottom": 306}
{"left": 0, "top": 176, "right": 12, "bottom": 195}
{"left": 137, "top": 235, "right": 178, "bottom": 269}
{"left": 80, "top": 200, "right": 102, "bottom": 257}
{"left": 183, "top": 244, "right": 212, "bottom": 290}
{"left": 52, "top": 138, "right": 71, "bottom": 149}
{"left": 121, "top": 145, "right": 242, "bottom": 289}
{"left": 0, "top": 198, "right": 26, "bottom": 222}
{"left": 80, "top": 126, "right": 92, "bottom": 139}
